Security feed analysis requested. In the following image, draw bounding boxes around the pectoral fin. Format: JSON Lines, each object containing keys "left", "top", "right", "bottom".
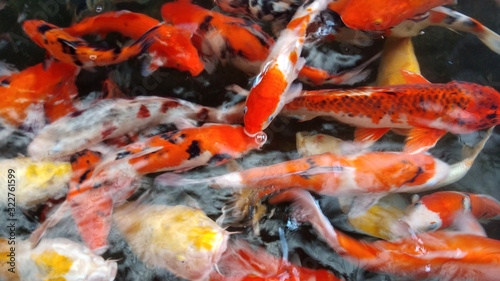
{"left": 354, "top": 127, "right": 390, "bottom": 143}
{"left": 404, "top": 128, "right": 447, "bottom": 154}
{"left": 400, "top": 69, "right": 430, "bottom": 84}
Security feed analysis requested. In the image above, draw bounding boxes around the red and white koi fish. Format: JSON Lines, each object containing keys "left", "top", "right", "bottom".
{"left": 282, "top": 72, "right": 500, "bottom": 153}
{"left": 0, "top": 61, "right": 78, "bottom": 127}
{"left": 243, "top": 0, "right": 333, "bottom": 136}
{"left": 211, "top": 238, "right": 342, "bottom": 281}
{"left": 156, "top": 151, "right": 450, "bottom": 200}
{"left": 161, "top": 0, "right": 369, "bottom": 86}
{"left": 22, "top": 19, "right": 159, "bottom": 68}
{"left": 28, "top": 97, "right": 234, "bottom": 160}
{"left": 114, "top": 203, "right": 229, "bottom": 281}
{"left": 273, "top": 189, "right": 500, "bottom": 281}
{"left": 62, "top": 11, "right": 204, "bottom": 76}
{"left": 388, "top": 6, "right": 500, "bottom": 55}
{"left": 403, "top": 191, "right": 500, "bottom": 234}
{"left": 100, "top": 124, "right": 267, "bottom": 175}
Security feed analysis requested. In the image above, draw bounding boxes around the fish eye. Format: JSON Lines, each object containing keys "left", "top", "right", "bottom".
{"left": 255, "top": 132, "right": 267, "bottom": 144}
{"left": 267, "top": 115, "right": 273, "bottom": 122}
{"left": 244, "top": 106, "right": 247, "bottom": 114}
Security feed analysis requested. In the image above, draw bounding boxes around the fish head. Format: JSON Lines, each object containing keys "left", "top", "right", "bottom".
{"left": 22, "top": 20, "right": 57, "bottom": 47}
{"left": 339, "top": 0, "right": 409, "bottom": 30}
{"left": 467, "top": 84, "right": 500, "bottom": 129}
{"left": 402, "top": 199, "right": 443, "bottom": 235}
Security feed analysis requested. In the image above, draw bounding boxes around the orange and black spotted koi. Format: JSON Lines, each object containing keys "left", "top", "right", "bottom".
{"left": 101, "top": 124, "right": 267, "bottom": 175}
{"left": 22, "top": 19, "right": 159, "bottom": 68}
{"left": 62, "top": 11, "right": 204, "bottom": 76}
{"left": 282, "top": 76, "right": 500, "bottom": 153}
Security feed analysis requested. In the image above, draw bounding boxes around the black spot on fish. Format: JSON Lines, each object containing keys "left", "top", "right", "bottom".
{"left": 57, "top": 38, "right": 78, "bottom": 55}
{"left": 159, "top": 130, "right": 179, "bottom": 141}
{"left": 208, "top": 153, "right": 233, "bottom": 166}
{"left": 486, "top": 113, "right": 497, "bottom": 120}
{"left": 443, "top": 15, "right": 457, "bottom": 25}
{"left": 0, "top": 78, "right": 10, "bottom": 87}
{"left": 115, "top": 151, "right": 132, "bottom": 160}
{"left": 113, "top": 47, "right": 121, "bottom": 54}
{"left": 464, "top": 19, "right": 478, "bottom": 28}
{"left": 199, "top": 15, "right": 213, "bottom": 32}
{"left": 37, "top": 24, "right": 54, "bottom": 34}
{"left": 383, "top": 91, "right": 398, "bottom": 96}
{"left": 186, "top": 140, "right": 201, "bottom": 160}
{"left": 79, "top": 169, "right": 91, "bottom": 184}
{"left": 69, "top": 109, "right": 85, "bottom": 117}
{"left": 403, "top": 167, "right": 424, "bottom": 185}
{"left": 457, "top": 119, "right": 465, "bottom": 125}
{"left": 73, "top": 59, "right": 83, "bottom": 67}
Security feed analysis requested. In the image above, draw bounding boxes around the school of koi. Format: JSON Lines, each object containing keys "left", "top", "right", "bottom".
{"left": 0, "top": 0, "right": 500, "bottom": 280}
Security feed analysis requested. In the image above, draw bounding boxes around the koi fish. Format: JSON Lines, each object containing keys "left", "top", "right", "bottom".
{"left": 113, "top": 203, "right": 229, "bottom": 281}
{"left": 161, "top": 0, "right": 370, "bottom": 86}
{"left": 28, "top": 96, "right": 233, "bottom": 160}
{"left": 22, "top": 19, "right": 159, "bottom": 68}
{"left": 327, "top": 0, "right": 454, "bottom": 31}
{"left": 403, "top": 191, "right": 500, "bottom": 234}
{"left": 243, "top": 0, "right": 333, "bottom": 136}
{"left": 211, "top": 238, "right": 342, "bottom": 281}
{"left": 0, "top": 238, "right": 117, "bottom": 281}
{"left": 388, "top": 6, "right": 500, "bottom": 55}
{"left": 273, "top": 189, "right": 500, "bottom": 281}
{"left": 62, "top": 11, "right": 204, "bottom": 75}
{"left": 281, "top": 74, "right": 500, "bottom": 153}
{"left": 101, "top": 124, "right": 267, "bottom": 175}
{"left": 0, "top": 157, "right": 71, "bottom": 208}
{"left": 156, "top": 151, "right": 451, "bottom": 201}
{"left": 0, "top": 61, "right": 78, "bottom": 127}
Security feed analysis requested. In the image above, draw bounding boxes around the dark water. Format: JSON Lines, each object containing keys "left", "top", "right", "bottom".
{"left": 1, "top": 0, "right": 500, "bottom": 280}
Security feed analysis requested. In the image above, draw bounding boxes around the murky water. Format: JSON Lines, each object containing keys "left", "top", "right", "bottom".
{"left": 1, "top": 0, "right": 500, "bottom": 280}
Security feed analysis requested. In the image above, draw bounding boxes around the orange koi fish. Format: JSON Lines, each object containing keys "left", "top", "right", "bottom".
{"left": 403, "top": 191, "right": 500, "bottom": 234}
{"left": 22, "top": 19, "right": 159, "bottom": 68}
{"left": 282, "top": 74, "right": 500, "bottom": 153}
{"left": 102, "top": 124, "right": 267, "bottom": 175}
{"left": 156, "top": 151, "right": 450, "bottom": 202}
{"left": 243, "top": 0, "right": 333, "bottom": 136}
{"left": 28, "top": 97, "right": 233, "bottom": 160}
{"left": 161, "top": 0, "right": 368, "bottom": 86}
{"left": 210, "top": 239, "right": 342, "bottom": 281}
{"left": 327, "top": 0, "right": 454, "bottom": 30}
{"left": 62, "top": 11, "right": 204, "bottom": 76}
{"left": 273, "top": 189, "right": 500, "bottom": 281}
{"left": 0, "top": 61, "right": 78, "bottom": 127}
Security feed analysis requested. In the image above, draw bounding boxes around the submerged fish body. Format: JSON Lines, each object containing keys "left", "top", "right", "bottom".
{"left": 213, "top": 238, "right": 342, "bottom": 280}
{"left": 0, "top": 157, "right": 71, "bottom": 208}
{"left": 28, "top": 97, "right": 226, "bottom": 160}
{"left": 114, "top": 203, "right": 229, "bottom": 281}
{"left": 282, "top": 81, "right": 500, "bottom": 153}
{"left": 276, "top": 189, "right": 500, "bottom": 281}
{"left": 63, "top": 11, "right": 204, "bottom": 75}
{"left": 0, "top": 238, "right": 117, "bottom": 281}
{"left": 404, "top": 191, "right": 500, "bottom": 234}
{"left": 158, "top": 151, "right": 450, "bottom": 198}
{"left": 0, "top": 61, "right": 79, "bottom": 126}
{"left": 22, "top": 19, "right": 159, "bottom": 68}
{"left": 161, "top": 0, "right": 274, "bottom": 75}
{"left": 107, "top": 124, "right": 267, "bottom": 174}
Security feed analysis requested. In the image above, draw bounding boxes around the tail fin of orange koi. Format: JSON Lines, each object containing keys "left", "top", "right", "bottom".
{"left": 155, "top": 172, "right": 210, "bottom": 187}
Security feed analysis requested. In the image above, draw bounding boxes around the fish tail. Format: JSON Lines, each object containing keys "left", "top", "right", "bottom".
{"left": 134, "top": 24, "right": 161, "bottom": 55}
{"left": 430, "top": 7, "right": 500, "bottom": 55}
